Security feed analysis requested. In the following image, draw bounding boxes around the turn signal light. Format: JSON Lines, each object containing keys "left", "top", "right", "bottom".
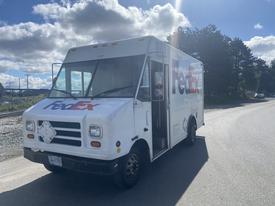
{"left": 91, "top": 141, "right": 101, "bottom": 148}
{"left": 27, "top": 134, "right": 34, "bottom": 139}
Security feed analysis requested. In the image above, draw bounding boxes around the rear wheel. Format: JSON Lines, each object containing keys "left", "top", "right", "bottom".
{"left": 114, "top": 148, "right": 142, "bottom": 189}
{"left": 44, "top": 164, "right": 65, "bottom": 173}
{"left": 185, "top": 119, "right": 197, "bottom": 146}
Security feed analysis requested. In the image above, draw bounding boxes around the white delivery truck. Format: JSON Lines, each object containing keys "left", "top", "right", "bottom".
{"left": 23, "top": 36, "right": 204, "bottom": 188}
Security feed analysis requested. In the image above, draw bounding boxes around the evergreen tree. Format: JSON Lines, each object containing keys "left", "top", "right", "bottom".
{"left": 230, "top": 38, "right": 256, "bottom": 97}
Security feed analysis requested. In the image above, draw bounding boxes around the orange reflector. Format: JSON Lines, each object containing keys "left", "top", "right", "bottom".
{"left": 27, "top": 134, "right": 34, "bottom": 139}
{"left": 91, "top": 141, "right": 101, "bottom": 148}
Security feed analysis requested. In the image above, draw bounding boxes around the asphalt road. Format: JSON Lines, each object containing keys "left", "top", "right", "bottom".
{"left": 1, "top": 99, "right": 275, "bottom": 206}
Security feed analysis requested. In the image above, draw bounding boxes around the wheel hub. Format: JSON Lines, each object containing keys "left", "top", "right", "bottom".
{"left": 126, "top": 154, "right": 139, "bottom": 176}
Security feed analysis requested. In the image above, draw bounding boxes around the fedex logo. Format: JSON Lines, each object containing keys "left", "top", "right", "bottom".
{"left": 172, "top": 59, "right": 200, "bottom": 95}
{"left": 44, "top": 101, "right": 99, "bottom": 111}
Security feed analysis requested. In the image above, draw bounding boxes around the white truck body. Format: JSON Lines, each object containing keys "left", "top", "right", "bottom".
{"left": 23, "top": 36, "right": 204, "bottom": 183}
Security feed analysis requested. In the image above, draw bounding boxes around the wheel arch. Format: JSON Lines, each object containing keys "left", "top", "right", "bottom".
{"left": 130, "top": 138, "right": 151, "bottom": 164}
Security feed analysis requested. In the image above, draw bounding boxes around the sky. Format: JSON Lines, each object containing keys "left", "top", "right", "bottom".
{"left": 0, "top": 0, "right": 274, "bottom": 89}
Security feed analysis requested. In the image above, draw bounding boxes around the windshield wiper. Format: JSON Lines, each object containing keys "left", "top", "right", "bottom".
{"left": 51, "top": 89, "right": 77, "bottom": 99}
{"left": 91, "top": 86, "right": 134, "bottom": 99}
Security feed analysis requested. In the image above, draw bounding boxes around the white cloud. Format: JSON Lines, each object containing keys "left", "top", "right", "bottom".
{"left": 0, "top": 0, "right": 190, "bottom": 88}
{"left": 254, "top": 23, "right": 263, "bottom": 30}
{"left": 33, "top": 0, "right": 190, "bottom": 41}
{"left": 245, "top": 36, "right": 275, "bottom": 64}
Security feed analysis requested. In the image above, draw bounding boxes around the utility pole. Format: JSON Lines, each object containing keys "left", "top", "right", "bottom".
{"left": 19, "top": 77, "right": 21, "bottom": 96}
{"left": 26, "top": 74, "right": 30, "bottom": 89}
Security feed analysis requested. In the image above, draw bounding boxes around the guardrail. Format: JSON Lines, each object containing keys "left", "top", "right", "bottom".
{"left": 0, "top": 110, "right": 24, "bottom": 119}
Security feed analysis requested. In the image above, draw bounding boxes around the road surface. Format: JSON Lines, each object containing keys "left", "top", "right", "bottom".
{"left": 1, "top": 100, "right": 275, "bottom": 206}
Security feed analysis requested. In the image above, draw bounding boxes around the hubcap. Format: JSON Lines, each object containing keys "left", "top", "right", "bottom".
{"left": 126, "top": 153, "right": 139, "bottom": 177}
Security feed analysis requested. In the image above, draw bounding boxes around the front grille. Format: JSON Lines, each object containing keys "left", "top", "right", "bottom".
{"left": 38, "top": 121, "right": 80, "bottom": 129}
{"left": 38, "top": 120, "right": 82, "bottom": 147}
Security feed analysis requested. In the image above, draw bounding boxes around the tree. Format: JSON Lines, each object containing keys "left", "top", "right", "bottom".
{"left": 230, "top": 38, "right": 256, "bottom": 97}
{"left": 270, "top": 60, "right": 275, "bottom": 93}
{"left": 253, "top": 58, "right": 269, "bottom": 93}
{"left": 259, "top": 59, "right": 275, "bottom": 94}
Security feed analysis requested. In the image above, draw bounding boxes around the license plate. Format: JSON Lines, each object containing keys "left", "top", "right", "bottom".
{"left": 48, "top": 155, "right": 62, "bottom": 167}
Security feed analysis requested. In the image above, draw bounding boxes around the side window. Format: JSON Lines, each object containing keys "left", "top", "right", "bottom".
{"left": 152, "top": 71, "right": 164, "bottom": 101}
{"left": 137, "top": 62, "right": 151, "bottom": 101}
{"left": 151, "top": 61, "right": 165, "bottom": 101}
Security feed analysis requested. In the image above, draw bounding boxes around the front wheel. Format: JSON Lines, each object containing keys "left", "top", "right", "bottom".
{"left": 113, "top": 148, "right": 141, "bottom": 189}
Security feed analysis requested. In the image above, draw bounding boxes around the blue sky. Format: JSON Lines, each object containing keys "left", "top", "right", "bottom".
{"left": 0, "top": 0, "right": 274, "bottom": 88}
{"left": 123, "top": 0, "right": 275, "bottom": 40}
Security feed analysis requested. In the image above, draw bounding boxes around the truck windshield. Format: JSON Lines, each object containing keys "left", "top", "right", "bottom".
{"left": 49, "top": 55, "right": 145, "bottom": 98}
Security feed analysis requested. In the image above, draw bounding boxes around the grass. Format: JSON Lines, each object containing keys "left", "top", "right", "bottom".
{"left": 0, "top": 95, "right": 46, "bottom": 113}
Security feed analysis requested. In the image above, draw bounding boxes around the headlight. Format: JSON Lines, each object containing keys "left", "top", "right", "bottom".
{"left": 26, "top": 120, "right": 35, "bottom": 132}
{"left": 89, "top": 125, "right": 102, "bottom": 138}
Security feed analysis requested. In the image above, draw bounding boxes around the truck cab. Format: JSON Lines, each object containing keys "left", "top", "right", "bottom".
{"left": 23, "top": 36, "right": 204, "bottom": 188}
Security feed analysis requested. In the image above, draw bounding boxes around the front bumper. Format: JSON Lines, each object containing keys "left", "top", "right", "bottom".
{"left": 24, "top": 147, "right": 122, "bottom": 175}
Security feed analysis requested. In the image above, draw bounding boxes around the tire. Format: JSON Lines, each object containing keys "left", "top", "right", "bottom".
{"left": 44, "top": 164, "right": 65, "bottom": 173}
{"left": 185, "top": 119, "right": 197, "bottom": 146}
{"left": 113, "top": 148, "right": 142, "bottom": 189}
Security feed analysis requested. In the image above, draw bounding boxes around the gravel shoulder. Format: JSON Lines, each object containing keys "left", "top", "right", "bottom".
{"left": 0, "top": 116, "right": 23, "bottom": 162}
